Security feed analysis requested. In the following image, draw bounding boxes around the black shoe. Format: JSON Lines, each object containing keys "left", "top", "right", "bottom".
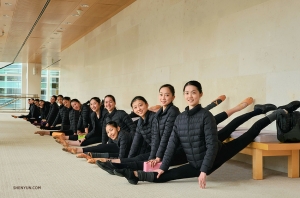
{"left": 95, "top": 160, "right": 115, "bottom": 175}
{"left": 278, "top": 101, "right": 300, "bottom": 113}
{"left": 114, "top": 169, "right": 138, "bottom": 185}
{"left": 254, "top": 104, "right": 277, "bottom": 114}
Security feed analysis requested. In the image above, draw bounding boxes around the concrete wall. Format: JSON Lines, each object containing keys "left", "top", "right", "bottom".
{"left": 59, "top": 0, "right": 300, "bottom": 173}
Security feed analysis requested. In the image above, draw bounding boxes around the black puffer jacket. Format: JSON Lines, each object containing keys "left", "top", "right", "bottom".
{"left": 128, "top": 111, "right": 156, "bottom": 158}
{"left": 52, "top": 106, "right": 71, "bottom": 130}
{"left": 111, "top": 130, "right": 132, "bottom": 158}
{"left": 160, "top": 104, "right": 220, "bottom": 173}
{"left": 69, "top": 108, "right": 80, "bottom": 134}
{"left": 102, "top": 109, "right": 136, "bottom": 144}
{"left": 77, "top": 102, "right": 92, "bottom": 132}
{"left": 149, "top": 103, "right": 180, "bottom": 160}
{"left": 85, "top": 106, "right": 107, "bottom": 140}
{"left": 28, "top": 104, "right": 40, "bottom": 119}
{"left": 46, "top": 102, "right": 59, "bottom": 126}
{"left": 40, "top": 102, "right": 50, "bottom": 119}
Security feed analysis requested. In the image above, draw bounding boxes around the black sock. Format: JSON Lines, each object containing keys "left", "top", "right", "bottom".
{"left": 204, "top": 99, "right": 223, "bottom": 111}
{"left": 137, "top": 170, "right": 154, "bottom": 182}
{"left": 267, "top": 109, "right": 286, "bottom": 122}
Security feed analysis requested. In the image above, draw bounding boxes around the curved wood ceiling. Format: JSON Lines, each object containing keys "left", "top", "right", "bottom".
{"left": 0, "top": 0, "right": 136, "bottom": 68}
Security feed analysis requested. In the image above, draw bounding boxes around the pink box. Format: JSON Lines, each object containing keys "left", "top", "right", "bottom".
{"left": 143, "top": 162, "right": 162, "bottom": 172}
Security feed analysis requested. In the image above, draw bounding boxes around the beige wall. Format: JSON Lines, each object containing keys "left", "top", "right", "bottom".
{"left": 60, "top": 0, "right": 300, "bottom": 172}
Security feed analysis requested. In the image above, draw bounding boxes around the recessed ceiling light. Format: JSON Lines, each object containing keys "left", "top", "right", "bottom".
{"left": 81, "top": 4, "right": 89, "bottom": 7}
{"left": 4, "top": 3, "right": 12, "bottom": 6}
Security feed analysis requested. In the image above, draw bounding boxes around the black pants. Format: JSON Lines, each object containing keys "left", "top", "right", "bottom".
{"left": 151, "top": 115, "right": 270, "bottom": 183}
{"left": 82, "top": 143, "right": 119, "bottom": 155}
{"left": 80, "top": 136, "right": 102, "bottom": 146}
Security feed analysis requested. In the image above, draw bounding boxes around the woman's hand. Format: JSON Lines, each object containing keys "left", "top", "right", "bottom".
{"left": 198, "top": 172, "right": 206, "bottom": 189}
{"left": 156, "top": 169, "right": 164, "bottom": 178}
{"left": 147, "top": 157, "right": 161, "bottom": 167}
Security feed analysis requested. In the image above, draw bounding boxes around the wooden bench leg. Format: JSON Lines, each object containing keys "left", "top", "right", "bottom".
{"left": 288, "top": 150, "right": 299, "bottom": 178}
{"left": 253, "top": 149, "right": 263, "bottom": 180}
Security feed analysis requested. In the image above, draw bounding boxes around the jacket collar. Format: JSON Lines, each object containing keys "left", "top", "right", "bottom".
{"left": 108, "top": 108, "right": 117, "bottom": 117}
{"left": 141, "top": 110, "right": 151, "bottom": 126}
{"left": 185, "top": 104, "right": 202, "bottom": 116}
{"left": 156, "top": 102, "right": 173, "bottom": 117}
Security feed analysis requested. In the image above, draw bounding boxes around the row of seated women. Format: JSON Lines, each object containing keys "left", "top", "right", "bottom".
{"left": 28, "top": 80, "right": 299, "bottom": 189}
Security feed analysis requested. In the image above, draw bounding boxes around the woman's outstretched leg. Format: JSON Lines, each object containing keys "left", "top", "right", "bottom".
{"left": 209, "top": 108, "right": 287, "bottom": 174}
{"left": 214, "top": 97, "right": 254, "bottom": 125}
{"left": 204, "top": 95, "right": 226, "bottom": 111}
{"left": 218, "top": 103, "right": 277, "bottom": 142}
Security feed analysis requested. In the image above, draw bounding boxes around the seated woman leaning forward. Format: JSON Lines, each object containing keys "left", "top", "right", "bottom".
{"left": 57, "top": 97, "right": 106, "bottom": 147}
{"left": 112, "top": 80, "right": 285, "bottom": 189}
{"left": 78, "top": 121, "right": 132, "bottom": 163}
{"left": 61, "top": 94, "right": 136, "bottom": 154}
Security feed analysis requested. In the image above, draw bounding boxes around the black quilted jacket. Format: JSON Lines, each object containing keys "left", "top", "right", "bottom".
{"left": 111, "top": 130, "right": 132, "bottom": 158}
{"left": 85, "top": 106, "right": 107, "bottom": 140}
{"left": 52, "top": 106, "right": 71, "bottom": 130}
{"left": 149, "top": 103, "right": 180, "bottom": 159}
{"left": 128, "top": 110, "right": 156, "bottom": 158}
{"left": 102, "top": 108, "right": 136, "bottom": 144}
{"left": 46, "top": 102, "right": 59, "bottom": 126}
{"left": 160, "top": 104, "right": 221, "bottom": 173}
{"left": 77, "top": 103, "right": 92, "bottom": 132}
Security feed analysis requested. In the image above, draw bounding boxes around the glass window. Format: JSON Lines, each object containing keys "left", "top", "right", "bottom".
{"left": 41, "top": 83, "right": 47, "bottom": 89}
{"left": 7, "top": 76, "right": 21, "bottom": 81}
{"left": 41, "top": 89, "right": 47, "bottom": 95}
{"left": 0, "top": 76, "right": 5, "bottom": 81}
{"left": 41, "top": 77, "right": 47, "bottom": 82}
{"left": 51, "top": 83, "right": 59, "bottom": 89}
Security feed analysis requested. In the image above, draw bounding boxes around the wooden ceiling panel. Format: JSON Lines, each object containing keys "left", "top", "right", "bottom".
{"left": 11, "top": 0, "right": 47, "bottom": 23}
{"left": 0, "top": 0, "right": 136, "bottom": 67}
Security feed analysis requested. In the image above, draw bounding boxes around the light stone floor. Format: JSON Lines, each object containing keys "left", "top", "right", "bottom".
{"left": 0, "top": 113, "right": 299, "bottom": 198}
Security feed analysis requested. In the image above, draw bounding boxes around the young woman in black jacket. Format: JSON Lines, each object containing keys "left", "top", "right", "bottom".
{"left": 34, "top": 97, "right": 72, "bottom": 136}
{"left": 97, "top": 86, "right": 254, "bottom": 172}
{"left": 81, "top": 121, "right": 133, "bottom": 163}
{"left": 64, "top": 95, "right": 136, "bottom": 155}
{"left": 58, "top": 97, "right": 106, "bottom": 147}
{"left": 114, "top": 80, "right": 283, "bottom": 188}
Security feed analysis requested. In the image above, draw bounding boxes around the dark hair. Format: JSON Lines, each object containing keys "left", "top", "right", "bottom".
{"left": 104, "top": 95, "right": 116, "bottom": 103}
{"left": 51, "top": 95, "right": 57, "bottom": 100}
{"left": 30, "top": 98, "right": 34, "bottom": 100}
{"left": 130, "top": 96, "right": 148, "bottom": 107}
{"left": 57, "top": 95, "right": 63, "bottom": 98}
{"left": 34, "top": 99, "right": 39, "bottom": 102}
{"left": 183, "top": 80, "right": 202, "bottom": 93}
{"left": 159, "top": 84, "right": 175, "bottom": 96}
{"left": 90, "top": 97, "right": 101, "bottom": 104}
{"left": 71, "top": 99, "right": 81, "bottom": 104}
{"left": 63, "top": 96, "right": 71, "bottom": 101}
{"left": 106, "top": 121, "right": 119, "bottom": 128}
{"left": 39, "top": 100, "right": 44, "bottom": 103}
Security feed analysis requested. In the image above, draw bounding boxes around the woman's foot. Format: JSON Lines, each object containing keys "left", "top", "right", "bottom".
{"left": 204, "top": 95, "right": 226, "bottom": 111}
{"left": 55, "top": 138, "right": 69, "bottom": 147}
{"left": 52, "top": 133, "right": 65, "bottom": 139}
{"left": 254, "top": 104, "right": 277, "bottom": 114}
{"left": 278, "top": 101, "right": 300, "bottom": 113}
{"left": 76, "top": 153, "right": 89, "bottom": 158}
{"left": 87, "top": 158, "right": 96, "bottom": 164}
{"left": 113, "top": 169, "right": 138, "bottom": 185}
{"left": 34, "top": 131, "right": 46, "bottom": 136}
{"left": 239, "top": 97, "right": 254, "bottom": 108}
{"left": 62, "top": 147, "right": 77, "bottom": 154}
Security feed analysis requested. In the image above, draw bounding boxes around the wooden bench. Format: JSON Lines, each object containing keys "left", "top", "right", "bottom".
{"left": 227, "top": 137, "right": 300, "bottom": 180}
